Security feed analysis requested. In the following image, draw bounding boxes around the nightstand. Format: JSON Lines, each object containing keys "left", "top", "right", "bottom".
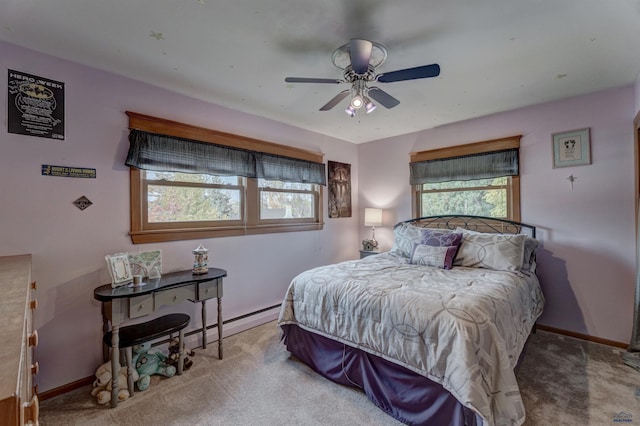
{"left": 360, "top": 249, "right": 384, "bottom": 259}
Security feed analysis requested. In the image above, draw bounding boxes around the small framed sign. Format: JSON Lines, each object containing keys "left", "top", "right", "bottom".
{"left": 552, "top": 128, "right": 591, "bottom": 168}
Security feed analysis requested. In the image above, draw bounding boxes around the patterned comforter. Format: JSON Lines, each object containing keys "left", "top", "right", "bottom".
{"left": 278, "top": 252, "right": 544, "bottom": 426}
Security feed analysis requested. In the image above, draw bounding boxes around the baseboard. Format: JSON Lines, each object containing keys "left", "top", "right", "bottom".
{"left": 39, "top": 304, "right": 282, "bottom": 401}
{"left": 536, "top": 323, "right": 628, "bottom": 349}
{"left": 39, "top": 376, "right": 94, "bottom": 401}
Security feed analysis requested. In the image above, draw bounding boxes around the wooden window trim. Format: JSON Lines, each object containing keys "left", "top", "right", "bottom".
{"left": 410, "top": 135, "right": 522, "bottom": 222}
{"left": 127, "top": 113, "right": 324, "bottom": 244}
{"left": 410, "top": 135, "right": 521, "bottom": 163}
{"left": 126, "top": 111, "right": 323, "bottom": 163}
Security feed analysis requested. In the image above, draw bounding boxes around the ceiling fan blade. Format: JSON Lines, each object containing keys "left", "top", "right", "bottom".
{"left": 367, "top": 87, "right": 400, "bottom": 109}
{"left": 377, "top": 64, "right": 441, "bottom": 83}
{"left": 319, "top": 90, "right": 351, "bottom": 111}
{"left": 285, "top": 77, "right": 342, "bottom": 84}
{"left": 349, "top": 39, "right": 373, "bottom": 74}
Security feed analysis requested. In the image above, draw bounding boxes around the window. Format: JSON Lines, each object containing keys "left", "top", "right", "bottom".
{"left": 417, "top": 177, "right": 514, "bottom": 218}
{"left": 258, "top": 179, "right": 318, "bottom": 222}
{"left": 127, "top": 112, "right": 325, "bottom": 243}
{"left": 144, "top": 171, "right": 243, "bottom": 226}
{"left": 411, "top": 136, "right": 521, "bottom": 221}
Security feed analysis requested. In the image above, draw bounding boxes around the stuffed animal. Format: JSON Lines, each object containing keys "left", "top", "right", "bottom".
{"left": 167, "top": 337, "right": 195, "bottom": 371}
{"left": 91, "top": 361, "right": 139, "bottom": 405}
{"left": 132, "top": 342, "right": 176, "bottom": 391}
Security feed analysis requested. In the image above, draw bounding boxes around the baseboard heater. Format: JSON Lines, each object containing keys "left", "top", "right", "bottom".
{"left": 153, "top": 303, "right": 282, "bottom": 346}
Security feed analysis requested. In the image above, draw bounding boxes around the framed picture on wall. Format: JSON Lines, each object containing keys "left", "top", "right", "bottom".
{"left": 552, "top": 127, "right": 591, "bottom": 168}
{"left": 327, "top": 160, "right": 352, "bottom": 218}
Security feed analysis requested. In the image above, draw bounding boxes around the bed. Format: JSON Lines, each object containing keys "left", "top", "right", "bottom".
{"left": 278, "top": 215, "right": 544, "bottom": 426}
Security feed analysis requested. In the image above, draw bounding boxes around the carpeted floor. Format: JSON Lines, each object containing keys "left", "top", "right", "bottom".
{"left": 40, "top": 321, "right": 640, "bottom": 425}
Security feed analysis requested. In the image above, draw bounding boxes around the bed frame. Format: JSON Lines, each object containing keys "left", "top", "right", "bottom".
{"left": 281, "top": 215, "right": 538, "bottom": 426}
{"left": 400, "top": 214, "right": 536, "bottom": 238}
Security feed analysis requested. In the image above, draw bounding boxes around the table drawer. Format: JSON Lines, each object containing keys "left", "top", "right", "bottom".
{"left": 196, "top": 279, "right": 221, "bottom": 300}
{"left": 155, "top": 286, "right": 195, "bottom": 309}
{"left": 129, "top": 294, "right": 153, "bottom": 319}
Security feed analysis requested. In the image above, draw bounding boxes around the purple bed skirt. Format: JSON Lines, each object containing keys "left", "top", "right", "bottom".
{"left": 280, "top": 324, "right": 483, "bottom": 426}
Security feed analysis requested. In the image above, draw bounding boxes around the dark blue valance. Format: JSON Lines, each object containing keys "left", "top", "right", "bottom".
{"left": 410, "top": 148, "right": 519, "bottom": 185}
{"left": 125, "top": 129, "right": 326, "bottom": 185}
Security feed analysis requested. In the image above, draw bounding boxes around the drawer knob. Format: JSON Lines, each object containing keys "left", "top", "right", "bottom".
{"left": 173, "top": 295, "right": 177, "bottom": 301}
{"left": 31, "top": 362, "right": 40, "bottom": 375}
{"left": 23, "top": 394, "right": 39, "bottom": 424}
{"left": 30, "top": 299, "right": 38, "bottom": 310}
{"left": 29, "top": 330, "right": 39, "bottom": 348}
{"left": 138, "top": 304, "right": 144, "bottom": 310}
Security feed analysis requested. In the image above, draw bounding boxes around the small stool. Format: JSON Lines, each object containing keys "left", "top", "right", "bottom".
{"left": 103, "top": 313, "right": 190, "bottom": 398}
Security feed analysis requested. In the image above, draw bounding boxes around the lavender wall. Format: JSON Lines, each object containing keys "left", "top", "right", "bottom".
{"left": 0, "top": 41, "right": 360, "bottom": 393}
{"left": 358, "top": 85, "right": 637, "bottom": 344}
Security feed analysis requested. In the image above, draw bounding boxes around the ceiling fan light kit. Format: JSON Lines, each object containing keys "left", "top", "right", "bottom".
{"left": 285, "top": 38, "right": 440, "bottom": 117}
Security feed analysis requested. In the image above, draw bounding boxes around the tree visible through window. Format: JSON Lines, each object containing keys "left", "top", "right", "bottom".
{"left": 418, "top": 177, "right": 509, "bottom": 218}
{"left": 145, "top": 171, "right": 241, "bottom": 223}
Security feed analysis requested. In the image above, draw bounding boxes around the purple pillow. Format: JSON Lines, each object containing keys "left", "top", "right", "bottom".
{"left": 419, "top": 229, "right": 462, "bottom": 269}
{"left": 421, "top": 229, "right": 463, "bottom": 248}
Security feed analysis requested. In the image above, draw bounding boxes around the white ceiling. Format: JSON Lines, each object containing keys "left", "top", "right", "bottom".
{"left": 2, "top": 0, "right": 640, "bottom": 144}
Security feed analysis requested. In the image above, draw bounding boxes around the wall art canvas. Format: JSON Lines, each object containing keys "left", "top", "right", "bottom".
{"left": 105, "top": 253, "right": 133, "bottom": 288}
{"left": 128, "top": 250, "right": 162, "bottom": 279}
{"left": 328, "top": 160, "right": 352, "bottom": 218}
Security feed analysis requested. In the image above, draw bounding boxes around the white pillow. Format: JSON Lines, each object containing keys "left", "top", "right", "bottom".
{"left": 453, "top": 229, "right": 527, "bottom": 271}
{"left": 455, "top": 227, "right": 539, "bottom": 272}
{"left": 390, "top": 223, "right": 426, "bottom": 258}
{"left": 410, "top": 243, "right": 458, "bottom": 269}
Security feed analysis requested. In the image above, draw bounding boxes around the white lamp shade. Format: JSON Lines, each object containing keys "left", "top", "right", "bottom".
{"left": 364, "top": 208, "right": 382, "bottom": 227}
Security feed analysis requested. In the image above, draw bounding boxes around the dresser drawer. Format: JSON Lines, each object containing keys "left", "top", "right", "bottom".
{"left": 196, "top": 279, "right": 221, "bottom": 300}
{"left": 155, "top": 286, "right": 195, "bottom": 309}
{"left": 129, "top": 294, "right": 153, "bottom": 319}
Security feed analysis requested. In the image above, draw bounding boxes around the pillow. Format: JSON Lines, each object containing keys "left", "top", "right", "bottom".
{"left": 521, "top": 237, "right": 540, "bottom": 273}
{"left": 421, "top": 228, "right": 463, "bottom": 248}
{"left": 455, "top": 227, "right": 539, "bottom": 272}
{"left": 453, "top": 231, "right": 527, "bottom": 271}
{"left": 410, "top": 243, "right": 459, "bottom": 269}
{"left": 390, "top": 223, "right": 426, "bottom": 258}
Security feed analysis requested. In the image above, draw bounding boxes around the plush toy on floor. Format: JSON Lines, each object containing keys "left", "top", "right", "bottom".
{"left": 90, "top": 361, "right": 139, "bottom": 405}
{"left": 167, "top": 337, "right": 195, "bottom": 371}
{"left": 132, "top": 342, "right": 176, "bottom": 391}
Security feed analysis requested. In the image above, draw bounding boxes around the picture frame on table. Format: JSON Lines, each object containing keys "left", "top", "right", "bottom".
{"left": 552, "top": 127, "right": 591, "bottom": 168}
{"left": 105, "top": 253, "right": 133, "bottom": 288}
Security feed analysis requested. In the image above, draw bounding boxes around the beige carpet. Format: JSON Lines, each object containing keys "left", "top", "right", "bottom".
{"left": 40, "top": 321, "right": 640, "bottom": 425}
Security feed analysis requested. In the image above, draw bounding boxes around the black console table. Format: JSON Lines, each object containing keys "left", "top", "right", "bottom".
{"left": 94, "top": 267, "right": 227, "bottom": 407}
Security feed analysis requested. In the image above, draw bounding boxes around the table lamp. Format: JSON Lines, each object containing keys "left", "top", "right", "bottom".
{"left": 364, "top": 208, "right": 383, "bottom": 249}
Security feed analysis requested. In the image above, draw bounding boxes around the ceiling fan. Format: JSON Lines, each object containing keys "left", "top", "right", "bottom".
{"left": 285, "top": 38, "right": 440, "bottom": 116}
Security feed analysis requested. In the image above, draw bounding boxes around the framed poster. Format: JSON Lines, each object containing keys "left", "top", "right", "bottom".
{"left": 328, "top": 160, "right": 352, "bottom": 218}
{"left": 552, "top": 128, "right": 591, "bottom": 168}
{"left": 8, "top": 69, "right": 65, "bottom": 140}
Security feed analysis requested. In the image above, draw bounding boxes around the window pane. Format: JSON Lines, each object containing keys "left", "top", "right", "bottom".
{"left": 421, "top": 188, "right": 507, "bottom": 218}
{"left": 258, "top": 179, "right": 312, "bottom": 191}
{"left": 260, "top": 191, "right": 314, "bottom": 219}
{"left": 148, "top": 185, "right": 241, "bottom": 222}
{"left": 146, "top": 171, "right": 239, "bottom": 185}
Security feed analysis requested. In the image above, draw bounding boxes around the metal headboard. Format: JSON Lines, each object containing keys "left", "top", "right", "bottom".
{"left": 397, "top": 215, "right": 536, "bottom": 238}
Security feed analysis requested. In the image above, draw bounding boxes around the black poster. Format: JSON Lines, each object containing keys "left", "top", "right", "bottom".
{"left": 8, "top": 69, "right": 65, "bottom": 140}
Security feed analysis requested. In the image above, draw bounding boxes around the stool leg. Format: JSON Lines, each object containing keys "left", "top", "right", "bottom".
{"left": 177, "top": 329, "right": 184, "bottom": 375}
{"left": 125, "top": 347, "right": 135, "bottom": 396}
